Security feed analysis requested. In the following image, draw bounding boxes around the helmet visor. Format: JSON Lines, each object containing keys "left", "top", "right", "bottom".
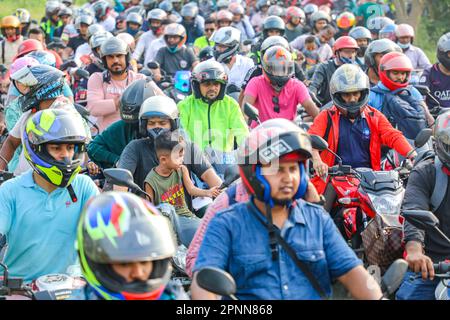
{"left": 264, "top": 61, "right": 294, "bottom": 77}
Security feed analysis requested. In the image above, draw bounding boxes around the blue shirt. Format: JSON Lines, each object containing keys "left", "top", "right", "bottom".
{"left": 368, "top": 82, "right": 423, "bottom": 111}
{"left": 193, "top": 199, "right": 362, "bottom": 300}
{"left": 10, "top": 82, "right": 73, "bottom": 99}
{"left": 0, "top": 170, "right": 99, "bottom": 282}
{"left": 337, "top": 115, "right": 371, "bottom": 169}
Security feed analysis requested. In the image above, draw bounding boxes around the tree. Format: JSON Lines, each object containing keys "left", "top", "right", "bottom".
{"left": 392, "top": 0, "right": 426, "bottom": 29}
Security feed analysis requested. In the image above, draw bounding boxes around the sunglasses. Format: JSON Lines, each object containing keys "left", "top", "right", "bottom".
{"left": 205, "top": 28, "right": 216, "bottom": 32}
{"left": 272, "top": 96, "right": 280, "bottom": 113}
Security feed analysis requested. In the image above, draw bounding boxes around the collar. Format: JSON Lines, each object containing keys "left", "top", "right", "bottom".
{"left": 249, "top": 197, "right": 306, "bottom": 226}
{"left": 19, "top": 170, "right": 37, "bottom": 188}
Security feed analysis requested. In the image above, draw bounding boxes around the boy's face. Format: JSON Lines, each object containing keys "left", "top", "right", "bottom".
{"left": 388, "top": 70, "right": 408, "bottom": 83}
{"left": 261, "top": 161, "right": 300, "bottom": 203}
{"left": 111, "top": 261, "right": 153, "bottom": 283}
{"left": 160, "top": 146, "right": 184, "bottom": 170}
{"left": 305, "top": 42, "right": 316, "bottom": 51}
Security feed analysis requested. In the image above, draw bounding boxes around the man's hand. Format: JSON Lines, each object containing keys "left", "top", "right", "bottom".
{"left": 313, "top": 158, "right": 328, "bottom": 178}
{"left": 207, "top": 186, "right": 222, "bottom": 198}
{"left": 87, "top": 161, "right": 100, "bottom": 176}
{"left": 0, "top": 121, "right": 6, "bottom": 136}
{"left": 405, "top": 241, "right": 435, "bottom": 280}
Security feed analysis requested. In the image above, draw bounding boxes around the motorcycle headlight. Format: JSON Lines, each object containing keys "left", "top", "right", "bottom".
{"left": 368, "top": 191, "right": 405, "bottom": 215}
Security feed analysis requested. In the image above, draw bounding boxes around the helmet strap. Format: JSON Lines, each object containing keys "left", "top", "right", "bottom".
{"left": 67, "top": 184, "right": 78, "bottom": 203}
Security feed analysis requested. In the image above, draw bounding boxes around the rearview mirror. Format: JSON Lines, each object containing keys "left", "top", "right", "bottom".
{"left": 310, "top": 134, "right": 328, "bottom": 151}
{"left": 103, "top": 168, "right": 142, "bottom": 193}
{"left": 414, "top": 85, "right": 430, "bottom": 96}
{"left": 414, "top": 128, "right": 432, "bottom": 148}
{"left": 402, "top": 210, "right": 440, "bottom": 231}
{"left": 380, "top": 259, "right": 408, "bottom": 296}
{"left": 243, "top": 103, "right": 260, "bottom": 122}
{"left": 196, "top": 267, "right": 237, "bottom": 299}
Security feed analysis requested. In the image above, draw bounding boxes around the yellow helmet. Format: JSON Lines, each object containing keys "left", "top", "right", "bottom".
{"left": 1, "top": 16, "right": 22, "bottom": 39}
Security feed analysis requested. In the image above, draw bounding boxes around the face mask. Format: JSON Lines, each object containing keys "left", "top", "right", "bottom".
{"left": 339, "top": 56, "right": 356, "bottom": 65}
{"left": 397, "top": 42, "right": 411, "bottom": 50}
{"left": 126, "top": 27, "right": 139, "bottom": 37}
{"left": 357, "top": 46, "right": 368, "bottom": 57}
{"left": 147, "top": 127, "right": 170, "bottom": 139}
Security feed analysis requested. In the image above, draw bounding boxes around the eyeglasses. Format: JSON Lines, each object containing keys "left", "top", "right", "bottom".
{"left": 272, "top": 96, "right": 280, "bottom": 113}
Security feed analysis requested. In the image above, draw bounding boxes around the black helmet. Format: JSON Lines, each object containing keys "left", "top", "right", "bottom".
{"left": 238, "top": 118, "right": 312, "bottom": 204}
{"left": 437, "top": 32, "right": 450, "bottom": 71}
{"left": 261, "top": 46, "right": 294, "bottom": 90}
{"left": 262, "top": 16, "right": 285, "bottom": 39}
{"left": 11, "top": 64, "right": 65, "bottom": 113}
{"left": 191, "top": 59, "right": 228, "bottom": 101}
{"left": 120, "top": 78, "right": 159, "bottom": 124}
{"left": 330, "top": 64, "right": 370, "bottom": 119}
{"left": 199, "top": 46, "right": 214, "bottom": 62}
{"left": 77, "top": 191, "right": 176, "bottom": 300}
{"left": 212, "top": 26, "right": 241, "bottom": 64}
{"left": 434, "top": 110, "right": 450, "bottom": 168}
{"left": 100, "top": 37, "right": 131, "bottom": 67}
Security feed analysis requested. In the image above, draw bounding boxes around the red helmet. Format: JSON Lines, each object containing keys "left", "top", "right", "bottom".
{"left": 286, "top": 6, "right": 305, "bottom": 23}
{"left": 14, "top": 39, "right": 45, "bottom": 61}
{"left": 379, "top": 51, "right": 413, "bottom": 91}
{"left": 333, "top": 36, "right": 359, "bottom": 55}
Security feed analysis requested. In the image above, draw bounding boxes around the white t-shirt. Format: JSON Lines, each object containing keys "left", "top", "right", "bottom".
{"left": 99, "top": 15, "right": 116, "bottom": 33}
{"left": 225, "top": 54, "right": 255, "bottom": 89}
{"left": 132, "top": 31, "right": 161, "bottom": 66}
{"left": 141, "top": 37, "right": 166, "bottom": 67}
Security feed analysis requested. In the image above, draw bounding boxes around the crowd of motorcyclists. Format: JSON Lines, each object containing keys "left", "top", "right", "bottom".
{"left": 0, "top": 0, "right": 449, "bottom": 301}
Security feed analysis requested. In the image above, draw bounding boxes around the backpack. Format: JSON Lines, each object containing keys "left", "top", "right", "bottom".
{"left": 371, "top": 86, "right": 427, "bottom": 140}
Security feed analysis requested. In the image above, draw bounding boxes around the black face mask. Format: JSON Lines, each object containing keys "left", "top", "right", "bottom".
{"left": 267, "top": 73, "right": 290, "bottom": 89}
{"left": 438, "top": 50, "right": 450, "bottom": 71}
{"left": 147, "top": 127, "right": 170, "bottom": 139}
{"left": 357, "top": 46, "right": 368, "bottom": 57}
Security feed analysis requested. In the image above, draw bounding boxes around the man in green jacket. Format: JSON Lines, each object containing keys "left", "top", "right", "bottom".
{"left": 177, "top": 60, "right": 249, "bottom": 154}
{"left": 87, "top": 78, "right": 162, "bottom": 169}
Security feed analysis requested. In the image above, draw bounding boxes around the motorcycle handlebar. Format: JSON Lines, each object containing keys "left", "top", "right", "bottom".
{"left": 434, "top": 261, "right": 450, "bottom": 275}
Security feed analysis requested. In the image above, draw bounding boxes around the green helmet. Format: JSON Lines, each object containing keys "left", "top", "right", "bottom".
{"left": 23, "top": 107, "right": 88, "bottom": 188}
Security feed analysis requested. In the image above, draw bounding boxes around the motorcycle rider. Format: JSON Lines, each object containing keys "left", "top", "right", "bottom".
{"left": 92, "top": 0, "right": 116, "bottom": 32}
{"left": 229, "top": 3, "right": 255, "bottom": 41}
{"left": 335, "top": 11, "right": 356, "bottom": 38}
{"left": 308, "top": 64, "right": 416, "bottom": 194}
{"left": 180, "top": 3, "right": 204, "bottom": 45}
{"left": 177, "top": 59, "right": 248, "bottom": 153}
{"left": 348, "top": 26, "right": 372, "bottom": 70}
{"left": 364, "top": 38, "right": 401, "bottom": 86}
{"left": 242, "top": 46, "right": 319, "bottom": 126}
{"left": 84, "top": 31, "right": 114, "bottom": 75}
{"left": 395, "top": 24, "right": 432, "bottom": 71}
{"left": 250, "top": 0, "right": 270, "bottom": 33}
{"left": 397, "top": 110, "right": 450, "bottom": 300}
{"left": 66, "top": 14, "right": 95, "bottom": 58}
{"left": 87, "top": 77, "right": 163, "bottom": 169}
{"left": 153, "top": 23, "right": 198, "bottom": 79}
{"left": 118, "top": 95, "right": 222, "bottom": 190}
{"left": 14, "top": 8, "right": 32, "bottom": 38}
{"left": 40, "top": 1, "right": 64, "bottom": 44}
{"left": 0, "top": 108, "right": 98, "bottom": 282}
{"left": 216, "top": 9, "right": 233, "bottom": 29}
{"left": 86, "top": 36, "right": 146, "bottom": 132}
{"left": 368, "top": 51, "right": 435, "bottom": 134}
{"left": 131, "top": 8, "right": 168, "bottom": 69}
{"left": 0, "top": 16, "right": 24, "bottom": 69}
{"left": 309, "top": 36, "right": 360, "bottom": 106}
{"left": 285, "top": 6, "right": 306, "bottom": 42}
{"left": 249, "top": 15, "right": 286, "bottom": 65}
{"left": 419, "top": 33, "right": 450, "bottom": 110}
{"left": 76, "top": 191, "right": 187, "bottom": 300}
{"left": 191, "top": 118, "right": 383, "bottom": 300}
{"left": 212, "top": 26, "right": 254, "bottom": 94}
{"left": 123, "top": 12, "right": 144, "bottom": 41}
{"left": 193, "top": 18, "right": 216, "bottom": 55}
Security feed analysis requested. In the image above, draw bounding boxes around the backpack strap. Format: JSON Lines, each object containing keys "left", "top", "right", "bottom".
{"left": 431, "top": 157, "right": 448, "bottom": 212}
{"left": 1, "top": 40, "right": 5, "bottom": 64}
{"left": 322, "top": 110, "right": 333, "bottom": 142}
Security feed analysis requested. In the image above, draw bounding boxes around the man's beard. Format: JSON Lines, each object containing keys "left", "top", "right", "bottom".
{"left": 110, "top": 67, "right": 126, "bottom": 75}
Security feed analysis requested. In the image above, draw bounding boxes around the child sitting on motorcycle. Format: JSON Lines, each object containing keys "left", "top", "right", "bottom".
{"left": 144, "top": 130, "right": 221, "bottom": 218}
{"left": 308, "top": 64, "right": 416, "bottom": 195}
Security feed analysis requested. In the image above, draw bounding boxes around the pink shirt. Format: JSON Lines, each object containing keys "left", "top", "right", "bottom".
{"left": 185, "top": 181, "right": 249, "bottom": 277}
{"left": 87, "top": 70, "right": 146, "bottom": 132}
{"left": 244, "top": 75, "right": 311, "bottom": 128}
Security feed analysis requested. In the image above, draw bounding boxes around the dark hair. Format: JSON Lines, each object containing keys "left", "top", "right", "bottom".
{"left": 321, "top": 24, "right": 336, "bottom": 35}
{"left": 154, "top": 130, "right": 184, "bottom": 157}
{"left": 205, "top": 18, "right": 216, "bottom": 25}
{"left": 29, "top": 27, "right": 45, "bottom": 37}
{"left": 305, "top": 36, "right": 316, "bottom": 44}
